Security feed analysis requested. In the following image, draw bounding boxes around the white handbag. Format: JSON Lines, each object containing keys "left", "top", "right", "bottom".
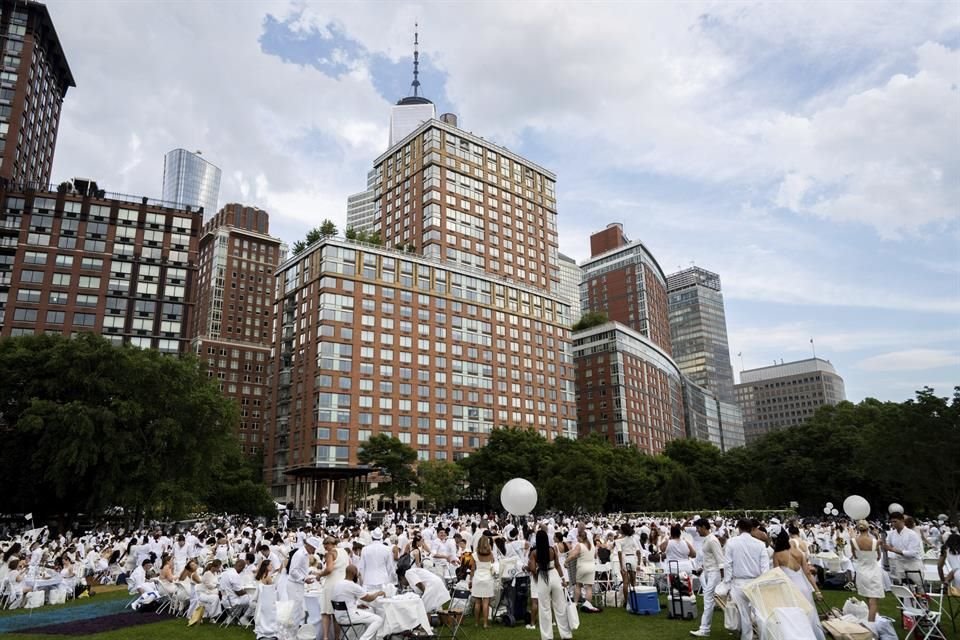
{"left": 566, "top": 594, "right": 580, "bottom": 631}
{"left": 724, "top": 598, "right": 740, "bottom": 631}
{"left": 25, "top": 590, "right": 45, "bottom": 609}
{"left": 49, "top": 589, "right": 67, "bottom": 605}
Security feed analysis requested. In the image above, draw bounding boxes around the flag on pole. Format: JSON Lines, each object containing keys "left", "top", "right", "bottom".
{"left": 24, "top": 513, "right": 32, "bottom": 521}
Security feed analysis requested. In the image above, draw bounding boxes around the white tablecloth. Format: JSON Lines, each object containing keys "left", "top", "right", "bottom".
{"left": 304, "top": 589, "right": 324, "bottom": 625}
{"left": 24, "top": 576, "right": 62, "bottom": 590}
{"left": 371, "top": 595, "right": 432, "bottom": 639}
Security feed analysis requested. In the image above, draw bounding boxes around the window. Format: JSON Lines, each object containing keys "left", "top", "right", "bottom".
{"left": 55, "top": 254, "right": 73, "bottom": 267}
{"left": 51, "top": 273, "right": 71, "bottom": 286}
{"left": 23, "top": 251, "right": 46, "bottom": 264}
{"left": 16, "top": 288, "right": 40, "bottom": 302}
{"left": 45, "top": 310, "right": 64, "bottom": 324}
{"left": 80, "top": 257, "right": 103, "bottom": 270}
{"left": 13, "top": 308, "right": 37, "bottom": 322}
{"left": 49, "top": 292, "right": 68, "bottom": 305}
{"left": 78, "top": 275, "right": 101, "bottom": 289}
{"left": 19, "top": 270, "right": 43, "bottom": 283}
{"left": 76, "top": 294, "right": 98, "bottom": 307}
{"left": 73, "top": 313, "right": 96, "bottom": 327}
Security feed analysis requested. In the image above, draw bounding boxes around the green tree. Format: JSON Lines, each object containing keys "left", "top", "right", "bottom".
{"left": 203, "top": 448, "right": 275, "bottom": 516}
{"left": 358, "top": 434, "right": 417, "bottom": 507}
{"left": 416, "top": 460, "right": 466, "bottom": 510}
{"left": 319, "top": 219, "right": 338, "bottom": 237}
{"left": 541, "top": 438, "right": 608, "bottom": 513}
{"left": 345, "top": 227, "right": 357, "bottom": 240}
{"left": 459, "top": 427, "right": 550, "bottom": 507}
{"left": 572, "top": 311, "right": 609, "bottom": 331}
{"left": 0, "top": 334, "right": 240, "bottom": 522}
{"left": 291, "top": 219, "right": 338, "bottom": 256}
{"left": 663, "top": 439, "right": 728, "bottom": 507}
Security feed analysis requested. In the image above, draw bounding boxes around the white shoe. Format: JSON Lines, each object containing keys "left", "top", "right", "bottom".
{"left": 690, "top": 631, "right": 710, "bottom": 637}
{"left": 525, "top": 624, "right": 536, "bottom": 630}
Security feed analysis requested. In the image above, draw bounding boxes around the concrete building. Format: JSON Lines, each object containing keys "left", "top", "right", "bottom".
{"left": 667, "top": 266, "right": 745, "bottom": 450}
{"left": 573, "top": 321, "right": 684, "bottom": 453}
{"left": 0, "top": 0, "right": 75, "bottom": 185}
{"left": 735, "top": 357, "right": 846, "bottom": 442}
{"left": 263, "top": 237, "right": 576, "bottom": 508}
{"left": 0, "top": 180, "right": 200, "bottom": 352}
{"left": 580, "top": 223, "right": 672, "bottom": 354}
{"left": 190, "top": 203, "right": 282, "bottom": 456}
{"left": 345, "top": 169, "right": 378, "bottom": 235}
{"left": 161, "top": 148, "right": 221, "bottom": 218}
{"left": 556, "top": 252, "right": 582, "bottom": 324}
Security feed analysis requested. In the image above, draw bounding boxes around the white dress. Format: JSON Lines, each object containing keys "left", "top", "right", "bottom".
{"left": 945, "top": 550, "right": 960, "bottom": 589}
{"left": 852, "top": 536, "right": 884, "bottom": 599}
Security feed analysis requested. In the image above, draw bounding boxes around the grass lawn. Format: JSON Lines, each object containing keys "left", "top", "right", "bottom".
{"left": 1, "top": 589, "right": 954, "bottom": 639}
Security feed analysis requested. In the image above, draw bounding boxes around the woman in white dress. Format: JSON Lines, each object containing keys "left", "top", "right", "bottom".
{"left": 660, "top": 524, "right": 696, "bottom": 575}
{"left": 937, "top": 531, "right": 960, "bottom": 594}
{"left": 318, "top": 537, "right": 348, "bottom": 640}
{"left": 470, "top": 534, "right": 496, "bottom": 629}
{"left": 568, "top": 529, "right": 598, "bottom": 611}
{"left": 850, "top": 520, "right": 885, "bottom": 622}
{"left": 772, "top": 529, "right": 821, "bottom": 606}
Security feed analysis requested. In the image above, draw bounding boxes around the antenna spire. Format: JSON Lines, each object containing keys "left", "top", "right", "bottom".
{"left": 411, "top": 22, "right": 421, "bottom": 97}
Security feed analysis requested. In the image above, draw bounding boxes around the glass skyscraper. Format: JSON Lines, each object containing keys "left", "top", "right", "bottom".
{"left": 162, "top": 148, "right": 221, "bottom": 216}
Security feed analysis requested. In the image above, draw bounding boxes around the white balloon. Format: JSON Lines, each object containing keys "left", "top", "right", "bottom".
{"left": 500, "top": 478, "right": 538, "bottom": 516}
{"left": 888, "top": 503, "right": 904, "bottom": 515}
{"left": 831, "top": 508, "right": 839, "bottom": 516}
{"left": 938, "top": 514, "right": 948, "bottom": 522}
{"left": 823, "top": 507, "right": 831, "bottom": 514}
{"left": 843, "top": 495, "right": 870, "bottom": 520}
{"left": 825, "top": 502, "right": 834, "bottom": 509}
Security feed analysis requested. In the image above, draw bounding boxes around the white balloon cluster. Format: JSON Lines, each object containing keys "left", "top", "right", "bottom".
{"left": 822, "top": 501, "right": 838, "bottom": 516}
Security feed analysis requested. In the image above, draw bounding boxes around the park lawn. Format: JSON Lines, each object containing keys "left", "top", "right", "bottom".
{"left": 3, "top": 589, "right": 949, "bottom": 639}
{"left": 0, "top": 588, "right": 129, "bottom": 619}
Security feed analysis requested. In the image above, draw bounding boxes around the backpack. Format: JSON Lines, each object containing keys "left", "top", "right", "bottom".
{"left": 396, "top": 552, "right": 414, "bottom": 575}
{"left": 597, "top": 547, "right": 611, "bottom": 564}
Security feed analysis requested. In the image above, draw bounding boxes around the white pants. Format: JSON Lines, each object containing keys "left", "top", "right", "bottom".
{"left": 286, "top": 581, "right": 305, "bottom": 628}
{"left": 731, "top": 579, "right": 754, "bottom": 640}
{"left": 335, "top": 609, "right": 382, "bottom": 640}
{"left": 697, "top": 569, "right": 721, "bottom": 632}
{"left": 533, "top": 570, "right": 572, "bottom": 640}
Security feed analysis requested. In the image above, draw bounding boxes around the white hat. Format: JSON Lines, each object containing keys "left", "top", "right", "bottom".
{"left": 305, "top": 536, "right": 322, "bottom": 550}
{"left": 371, "top": 528, "right": 383, "bottom": 540}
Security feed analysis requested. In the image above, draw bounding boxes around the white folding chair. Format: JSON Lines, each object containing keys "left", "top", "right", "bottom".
{"left": 891, "top": 584, "right": 948, "bottom": 640}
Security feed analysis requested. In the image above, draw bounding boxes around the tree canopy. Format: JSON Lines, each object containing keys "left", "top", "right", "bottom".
{"left": 0, "top": 334, "right": 273, "bottom": 522}
{"left": 291, "top": 219, "right": 339, "bottom": 255}
{"left": 358, "top": 434, "right": 417, "bottom": 506}
{"left": 572, "top": 311, "right": 609, "bottom": 331}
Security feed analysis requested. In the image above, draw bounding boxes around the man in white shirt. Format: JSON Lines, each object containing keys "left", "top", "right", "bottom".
{"left": 402, "top": 565, "right": 451, "bottom": 613}
{"left": 691, "top": 518, "right": 725, "bottom": 637}
{"left": 331, "top": 564, "right": 384, "bottom": 640}
{"left": 884, "top": 514, "right": 924, "bottom": 583}
{"left": 128, "top": 559, "right": 159, "bottom": 610}
{"left": 722, "top": 519, "right": 769, "bottom": 640}
{"left": 433, "top": 528, "right": 458, "bottom": 579}
{"left": 287, "top": 536, "right": 319, "bottom": 628}
{"left": 359, "top": 529, "right": 395, "bottom": 590}
{"left": 220, "top": 559, "right": 253, "bottom": 624}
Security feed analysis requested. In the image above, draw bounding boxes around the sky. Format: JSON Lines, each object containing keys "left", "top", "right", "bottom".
{"left": 47, "top": 1, "right": 959, "bottom": 403}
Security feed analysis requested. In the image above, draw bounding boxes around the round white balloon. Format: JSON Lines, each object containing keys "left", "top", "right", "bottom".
{"left": 888, "top": 503, "right": 904, "bottom": 515}
{"left": 823, "top": 507, "right": 831, "bottom": 514}
{"left": 831, "top": 508, "right": 839, "bottom": 516}
{"left": 500, "top": 478, "right": 538, "bottom": 515}
{"left": 939, "top": 514, "right": 948, "bottom": 522}
{"left": 825, "top": 502, "right": 834, "bottom": 509}
{"left": 843, "top": 495, "right": 870, "bottom": 520}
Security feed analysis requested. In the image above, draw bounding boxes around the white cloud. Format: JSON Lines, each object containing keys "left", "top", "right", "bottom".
{"left": 856, "top": 349, "right": 960, "bottom": 372}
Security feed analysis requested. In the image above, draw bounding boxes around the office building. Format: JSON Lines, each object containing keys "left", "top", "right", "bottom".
{"left": 161, "top": 148, "right": 221, "bottom": 217}
{"left": 557, "top": 252, "right": 582, "bottom": 324}
{"left": 735, "top": 357, "right": 846, "bottom": 442}
{"left": 573, "top": 321, "right": 684, "bottom": 453}
{"left": 345, "top": 169, "right": 378, "bottom": 235}
{"left": 667, "top": 266, "right": 745, "bottom": 450}
{"left": 667, "top": 267, "right": 736, "bottom": 401}
{"left": 389, "top": 28, "right": 436, "bottom": 147}
{"left": 0, "top": 0, "right": 75, "bottom": 184}
{"left": 263, "top": 237, "right": 576, "bottom": 508}
{"left": 190, "top": 203, "right": 282, "bottom": 456}
{"left": 0, "top": 180, "right": 200, "bottom": 352}
{"left": 580, "top": 223, "right": 672, "bottom": 354}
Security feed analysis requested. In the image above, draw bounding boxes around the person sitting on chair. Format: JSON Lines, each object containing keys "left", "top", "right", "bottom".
{"left": 128, "top": 559, "right": 159, "bottom": 610}
{"left": 220, "top": 558, "right": 253, "bottom": 625}
{"left": 331, "top": 564, "right": 385, "bottom": 640}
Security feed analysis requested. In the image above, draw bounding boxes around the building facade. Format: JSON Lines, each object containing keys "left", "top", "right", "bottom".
{"left": 580, "top": 223, "right": 672, "bottom": 354}
{"left": 556, "top": 252, "right": 581, "bottom": 324}
{"left": 263, "top": 238, "right": 576, "bottom": 508}
{"left": 345, "top": 169, "right": 378, "bottom": 235}
{"left": 373, "top": 119, "right": 562, "bottom": 297}
{"left": 573, "top": 321, "right": 684, "bottom": 453}
{"left": 190, "top": 203, "right": 282, "bottom": 456}
{"left": 161, "top": 148, "right": 221, "bottom": 217}
{"left": 0, "top": 181, "right": 200, "bottom": 352}
{"left": 667, "top": 266, "right": 745, "bottom": 450}
{"left": 735, "top": 358, "right": 846, "bottom": 442}
{"left": 0, "top": 0, "right": 74, "bottom": 185}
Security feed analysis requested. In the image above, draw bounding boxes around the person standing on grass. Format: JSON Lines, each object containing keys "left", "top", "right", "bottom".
{"left": 529, "top": 529, "right": 573, "bottom": 640}
{"left": 723, "top": 519, "right": 769, "bottom": 640}
{"left": 690, "top": 518, "right": 724, "bottom": 637}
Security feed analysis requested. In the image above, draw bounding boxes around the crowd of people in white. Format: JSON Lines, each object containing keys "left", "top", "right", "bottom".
{"left": 0, "top": 508, "right": 957, "bottom": 640}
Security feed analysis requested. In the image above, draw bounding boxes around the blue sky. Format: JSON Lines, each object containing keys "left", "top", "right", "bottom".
{"left": 47, "top": 1, "right": 959, "bottom": 402}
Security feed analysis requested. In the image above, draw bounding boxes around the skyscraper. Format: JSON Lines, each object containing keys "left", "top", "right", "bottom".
{"left": 0, "top": 0, "right": 75, "bottom": 185}
{"left": 161, "top": 148, "right": 221, "bottom": 217}
{"left": 556, "top": 252, "right": 582, "bottom": 323}
{"left": 666, "top": 266, "right": 746, "bottom": 450}
{"left": 190, "top": 203, "right": 282, "bottom": 457}
{"left": 345, "top": 169, "right": 378, "bottom": 235}
{"left": 735, "top": 358, "right": 846, "bottom": 442}
{"left": 388, "top": 27, "right": 436, "bottom": 147}
{"left": 580, "top": 223, "right": 672, "bottom": 353}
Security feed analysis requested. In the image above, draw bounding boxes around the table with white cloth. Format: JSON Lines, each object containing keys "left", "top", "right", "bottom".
{"left": 24, "top": 575, "right": 63, "bottom": 604}
{"left": 304, "top": 587, "right": 324, "bottom": 625}
{"left": 369, "top": 593, "right": 432, "bottom": 639}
